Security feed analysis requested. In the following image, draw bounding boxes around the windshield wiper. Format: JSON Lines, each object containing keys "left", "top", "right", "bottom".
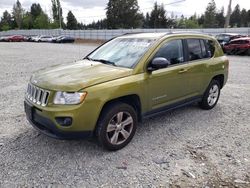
{"left": 86, "top": 57, "right": 116, "bottom": 66}
{"left": 84, "top": 57, "right": 92, "bottom": 61}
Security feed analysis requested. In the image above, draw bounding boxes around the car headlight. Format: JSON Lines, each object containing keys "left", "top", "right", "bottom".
{"left": 53, "top": 91, "right": 87, "bottom": 105}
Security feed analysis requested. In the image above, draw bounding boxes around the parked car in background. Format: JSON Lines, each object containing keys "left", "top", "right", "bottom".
{"left": 52, "top": 36, "right": 75, "bottom": 43}
{"left": 30, "top": 35, "right": 40, "bottom": 42}
{"left": 6, "top": 35, "right": 25, "bottom": 42}
{"left": 24, "top": 35, "right": 37, "bottom": 42}
{"left": 34, "top": 35, "right": 53, "bottom": 42}
{"left": 216, "top": 33, "right": 244, "bottom": 50}
{"left": 56, "top": 36, "right": 75, "bottom": 43}
{"left": 0, "top": 36, "right": 8, "bottom": 42}
{"left": 224, "top": 37, "right": 250, "bottom": 55}
{"left": 51, "top": 36, "right": 60, "bottom": 43}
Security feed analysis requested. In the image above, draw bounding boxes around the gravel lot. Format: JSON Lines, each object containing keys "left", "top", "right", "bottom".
{"left": 0, "top": 42, "right": 250, "bottom": 187}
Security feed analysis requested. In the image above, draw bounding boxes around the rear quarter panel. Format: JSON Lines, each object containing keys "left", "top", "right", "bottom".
{"left": 202, "top": 39, "right": 229, "bottom": 92}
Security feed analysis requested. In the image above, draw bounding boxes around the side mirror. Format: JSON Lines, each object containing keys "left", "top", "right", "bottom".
{"left": 148, "top": 57, "right": 170, "bottom": 71}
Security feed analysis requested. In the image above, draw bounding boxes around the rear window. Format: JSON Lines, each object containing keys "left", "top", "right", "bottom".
{"left": 200, "top": 40, "right": 208, "bottom": 58}
{"left": 216, "top": 35, "right": 230, "bottom": 42}
{"left": 186, "top": 39, "right": 215, "bottom": 61}
{"left": 187, "top": 39, "right": 203, "bottom": 61}
{"left": 205, "top": 40, "right": 215, "bottom": 58}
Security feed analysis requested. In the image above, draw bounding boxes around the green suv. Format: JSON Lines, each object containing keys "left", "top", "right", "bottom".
{"left": 24, "top": 32, "right": 229, "bottom": 150}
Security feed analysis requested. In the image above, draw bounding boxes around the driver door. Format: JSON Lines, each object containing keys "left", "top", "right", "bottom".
{"left": 146, "top": 39, "right": 191, "bottom": 110}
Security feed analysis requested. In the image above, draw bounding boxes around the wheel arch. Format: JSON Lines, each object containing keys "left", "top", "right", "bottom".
{"left": 212, "top": 74, "right": 224, "bottom": 89}
{"left": 97, "top": 94, "right": 142, "bottom": 125}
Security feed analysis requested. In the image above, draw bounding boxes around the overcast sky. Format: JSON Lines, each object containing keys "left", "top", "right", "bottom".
{"left": 0, "top": 0, "right": 250, "bottom": 24}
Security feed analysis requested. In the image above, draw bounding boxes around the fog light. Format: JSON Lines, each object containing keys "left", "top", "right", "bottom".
{"left": 56, "top": 117, "right": 73, "bottom": 127}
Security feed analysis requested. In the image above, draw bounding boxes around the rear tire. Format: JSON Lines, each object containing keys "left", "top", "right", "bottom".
{"left": 96, "top": 102, "right": 137, "bottom": 151}
{"left": 199, "top": 80, "right": 221, "bottom": 110}
{"left": 247, "top": 49, "right": 250, "bottom": 56}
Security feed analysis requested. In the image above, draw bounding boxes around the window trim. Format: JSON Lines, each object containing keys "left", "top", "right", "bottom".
{"left": 147, "top": 39, "right": 187, "bottom": 71}
{"left": 185, "top": 38, "right": 204, "bottom": 62}
{"left": 204, "top": 39, "right": 216, "bottom": 59}
{"left": 185, "top": 38, "right": 215, "bottom": 63}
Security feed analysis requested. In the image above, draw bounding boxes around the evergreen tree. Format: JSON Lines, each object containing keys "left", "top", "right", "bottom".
{"left": 143, "top": 13, "right": 150, "bottom": 28}
{"left": 176, "top": 14, "right": 199, "bottom": 29}
{"left": 106, "top": 0, "right": 143, "bottom": 29}
{"left": 149, "top": 2, "right": 168, "bottom": 28}
{"left": 66, "top": 11, "right": 78, "bottom": 30}
{"left": 33, "top": 12, "right": 50, "bottom": 29}
{"left": 30, "top": 3, "right": 42, "bottom": 20}
{"left": 22, "top": 12, "right": 33, "bottom": 29}
{"left": 186, "top": 14, "right": 200, "bottom": 28}
{"left": 198, "top": 14, "right": 205, "bottom": 26}
{"left": 177, "top": 15, "right": 186, "bottom": 28}
{"left": 85, "top": 19, "right": 107, "bottom": 29}
{"left": 12, "top": 0, "right": 24, "bottom": 29}
{"left": 216, "top": 7, "right": 225, "bottom": 28}
{"left": 240, "top": 9, "right": 248, "bottom": 27}
{"left": 51, "top": 0, "right": 63, "bottom": 28}
{"left": 203, "top": 0, "right": 217, "bottom": 28}
{"left": 0, "top": 10, "right": 13, "bottom": 31}
{"left": 248, "top": 10, "right": 250, "bottom": 27}
{"left": 230, "top": 4, "right": 241, "bottom": 27}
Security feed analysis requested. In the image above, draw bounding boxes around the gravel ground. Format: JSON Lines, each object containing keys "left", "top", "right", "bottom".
{"left": 0, "top": 42, "right": 250, "bottom": 187}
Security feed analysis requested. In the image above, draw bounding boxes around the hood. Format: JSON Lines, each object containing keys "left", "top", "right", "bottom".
{"left": 31, "top": 60, "right": 132, "bottom": 91}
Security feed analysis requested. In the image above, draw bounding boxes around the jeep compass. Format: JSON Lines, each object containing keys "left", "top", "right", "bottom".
{"left": 24, "top": 32, "right": 229, "bottom": 150}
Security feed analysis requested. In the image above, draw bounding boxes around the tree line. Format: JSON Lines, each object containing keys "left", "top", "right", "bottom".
{"left": 0, "top": 0, "right": 79, "bottom": 31}
{"left": 0, "top": 0, "right": 250, "bottom": 31}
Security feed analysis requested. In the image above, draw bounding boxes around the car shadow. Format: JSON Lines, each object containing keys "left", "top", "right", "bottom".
{"left": 0, "top": 103, "right": 223, "bottom": 168}
{"left": 0, "top": 103, "right": 227, "bottom": 186}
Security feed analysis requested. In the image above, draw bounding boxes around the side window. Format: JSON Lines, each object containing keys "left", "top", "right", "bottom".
{"left": 200, "top": 40, "right": 208, "bottom": 58}
{"left": 187, "top": 39, "right": 203, "bottom": 61}
{"left": 205, "top": 40, "right": 215, "bottom": 58}
{"left": 154, "top": 40, "right": 184, "bottom": 65}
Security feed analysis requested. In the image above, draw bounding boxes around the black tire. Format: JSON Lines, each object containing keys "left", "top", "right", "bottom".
{"left": 96, "top": 102, "right": 137, "bottom": 151}
{"left": 199, "top": 80, "right": 221, "bottom": 110}
{"left": 247, "top": 49, "right": 250, "bottom": 56}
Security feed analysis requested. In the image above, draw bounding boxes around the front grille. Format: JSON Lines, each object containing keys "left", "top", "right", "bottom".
{"left": 26, "top": 83, "right": 50, "bottom": 106}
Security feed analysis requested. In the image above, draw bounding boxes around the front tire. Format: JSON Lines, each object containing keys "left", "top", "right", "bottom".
{"left": 199, "top": 80, "right": 221, "bottom": 110}
{"left": 96, "top": 102, "right": 137, "bottom": 151}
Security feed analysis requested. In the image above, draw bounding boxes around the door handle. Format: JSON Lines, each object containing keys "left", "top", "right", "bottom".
{"left": 178, "top": 69, "right": 188, "bottom": 74}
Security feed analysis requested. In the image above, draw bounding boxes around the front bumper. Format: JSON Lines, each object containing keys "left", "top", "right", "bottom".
{"left": 24, "top": 101, "right": 93, "bottom": 139}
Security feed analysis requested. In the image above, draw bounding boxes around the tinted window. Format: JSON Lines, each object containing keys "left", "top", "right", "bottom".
{"left": 200, "top": 40, "right": 208, "bottom": 58}
{"left": 154, "top": 40, "right": 184, "bottom": 65}
{"left": 187, "top": 39, "right": 203, "bottom": 61}
{"left": 205, "top": 40, "right": 215, "bottom": 57}
{"left": 229, "top": 40, "right": 238, "bottom": 45}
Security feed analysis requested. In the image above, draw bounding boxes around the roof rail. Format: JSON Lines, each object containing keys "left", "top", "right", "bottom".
{"left": 121, "top": 32, "right": 146, "bottom": 36}
{"left": 164, "top": 30, "right": 213, "bottom": 36}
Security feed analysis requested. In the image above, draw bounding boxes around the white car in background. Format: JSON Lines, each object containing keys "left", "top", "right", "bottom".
{"left": 31, "top": 35, "right": 40, "bottom": 42}
{"left": 33, "top": 35, "right": 53, "bottom": 42}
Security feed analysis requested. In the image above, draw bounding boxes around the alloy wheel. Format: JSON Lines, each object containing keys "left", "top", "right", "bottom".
{"left": 106, "top": 111, "right": 134, "bottom": 145}
{"left": 208, "top": 84, "right": 219, "bottom": 106}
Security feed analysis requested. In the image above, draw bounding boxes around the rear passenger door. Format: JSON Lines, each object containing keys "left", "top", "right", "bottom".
{"left": 184, "top": 39, "right": 214, "bottom": 97}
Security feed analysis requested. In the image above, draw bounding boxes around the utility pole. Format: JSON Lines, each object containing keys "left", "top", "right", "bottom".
{"left": 58, "top": 6, "right": 62, "bottom": 29}
{"left": 224, "top": 0, "right": 232, "bottom": 28}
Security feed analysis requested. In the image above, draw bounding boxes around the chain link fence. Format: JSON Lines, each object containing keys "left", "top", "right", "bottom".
{"left": 0, "top": 28, "right": 250, "bottom": 40}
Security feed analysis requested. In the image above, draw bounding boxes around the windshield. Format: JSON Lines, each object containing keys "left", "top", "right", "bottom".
{"left": 87, "top": 38, "right": 154, "bottom": 68}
